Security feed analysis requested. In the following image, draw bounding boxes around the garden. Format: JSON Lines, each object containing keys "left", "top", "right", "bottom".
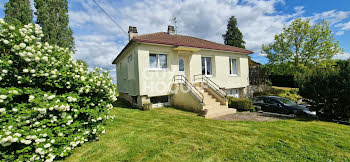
{"left": 62, "top": 105, "right": 350, "bottom": 161}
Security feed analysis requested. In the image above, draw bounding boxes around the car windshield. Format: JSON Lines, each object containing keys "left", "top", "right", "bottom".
{"left": 275, "top": 97, "right": 295, "bottom": 105}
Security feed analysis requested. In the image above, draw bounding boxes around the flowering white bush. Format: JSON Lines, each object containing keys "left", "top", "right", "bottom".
{"left": 0, "top": 19, "right": 117, "bottom": 161}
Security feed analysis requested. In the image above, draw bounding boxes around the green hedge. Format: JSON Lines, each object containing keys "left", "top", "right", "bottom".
{"left": 227, "top": 97, "right": 254, "bottom": 112}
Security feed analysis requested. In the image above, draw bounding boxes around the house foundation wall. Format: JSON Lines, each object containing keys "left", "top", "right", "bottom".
{"left": 171, "top": 84, "right": 203, "bottom": 113}
{"left": 119, "top": 92, "right": 133, "bottom": 104}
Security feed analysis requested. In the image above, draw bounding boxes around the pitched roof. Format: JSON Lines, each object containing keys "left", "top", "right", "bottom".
{"left": 112, "top": 32, "right": 254, "bottom": 64}
{"left": 132, "top": 32, "right": 254, "bottom": 54}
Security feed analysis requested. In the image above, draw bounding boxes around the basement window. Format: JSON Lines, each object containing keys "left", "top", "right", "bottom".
{"left": 131, "top": 96, "right": 138, "bottom": 106}
{"left": 150, "top": 95, "right": 169, "bottom": 104}
{"left": 150, "top": 95, "right": 170, "bottom": 108}
{"left": 227, "top": 88, "right": 240, "bottom": 98}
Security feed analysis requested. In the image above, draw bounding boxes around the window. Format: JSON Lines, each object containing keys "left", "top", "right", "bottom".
{"left": 150, "top": 95, "right": 169, "bottom": 104}
{"left": 179, "top": 59, "right": 184, "bottom": 72}
{"left": 128, "top": 54, "right": 133, "bottom": 62}
{"left": 201, "top": 56, "right": 212, "bottom": 76}
{"left": 149, "top": 54, "right": 167, "bottom": 69}
{"left": 252, "top": 97, "right": 264, "bottom": 104}
{"left": 229, "top": 58, "right": 238, "bottom": 76}
{"left": 264, "top": 98, "right": 277, "bottom": 105}
{"left": 226, "top": 88, "right": 240, "bottom": 98}
{"left": 131, "top": 96, "right": 138, "bottom": 106}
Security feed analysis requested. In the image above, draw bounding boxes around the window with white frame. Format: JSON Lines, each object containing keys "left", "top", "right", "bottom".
{"left": 149, "top": 54, "right": 167, "bottom": 69}
{"left": 227, "top": 88, "right": 240, "bottom": 98}
{"left": 229, "top": 58, "right": 238, "bottom": 76}
{"left": 201, "top": 56, "right": 213, "bottom": 76}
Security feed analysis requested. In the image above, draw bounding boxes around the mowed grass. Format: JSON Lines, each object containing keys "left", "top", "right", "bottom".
{"left": 63, "top": 106, "right": 350, "bottom": 161}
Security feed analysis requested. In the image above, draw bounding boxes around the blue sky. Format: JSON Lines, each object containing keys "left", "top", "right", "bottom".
{"left": 1, "top": 0, "right": 350, "bottom": 80}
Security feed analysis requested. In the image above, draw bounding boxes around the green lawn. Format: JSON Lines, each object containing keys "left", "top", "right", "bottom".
{"left": 63, "top": 106, "right": 350, "bottom": 161}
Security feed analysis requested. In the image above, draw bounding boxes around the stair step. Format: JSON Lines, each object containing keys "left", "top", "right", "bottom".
{"left": 205, "top": 108, "right": 237, "bottom": 118}
{"left": 195, "top": 82, "right": 234, "bottom": 117}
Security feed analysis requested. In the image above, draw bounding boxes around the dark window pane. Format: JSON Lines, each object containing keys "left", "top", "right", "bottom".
{"left": 206, "top": 57, "right": 212, "bottom": 75}
{"left": 229, "top": 59, "right": 232, "bottom": 74}
{"left": 150, "top": 96, "right": 169, "bottom": 103}
{"left": 201, "top": 57, "right": 205, "bottom": 75}
{"left": 179, "top": 59, "right": 184, "bottom": 71}
{"left": 150, "top": 54, "right": 157, "bottom": 68}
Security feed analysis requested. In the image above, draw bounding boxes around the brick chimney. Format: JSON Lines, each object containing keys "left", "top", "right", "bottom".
{"left": 128, "top": 26, "right": 138, "bottom": 41}
{"left": 167, "top": 25, "right": 175, "bottom": 35}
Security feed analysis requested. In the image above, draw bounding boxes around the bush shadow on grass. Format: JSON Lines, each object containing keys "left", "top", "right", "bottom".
{"left": 294, "top": 116, "right": 318, "bottom": 122}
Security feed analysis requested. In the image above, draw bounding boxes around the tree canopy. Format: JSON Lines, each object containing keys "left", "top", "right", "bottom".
{"left": 262, "top": 18, "right": 343, "bottom": 75}
{"left": 222, "top": 16, "right": 246, "bottom": 49}
{"left": 4, "top": 0, "right": 33, "bottom": 25}
{"left": 34, "top": 0, "right": 75, "bottom": 51}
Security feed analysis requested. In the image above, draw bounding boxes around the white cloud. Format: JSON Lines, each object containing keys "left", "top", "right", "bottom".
{"left": 73, "top": 34, "right": 125, "bottom": 70}
{"left": 309, "top": 10, "right": 350, "bottom": 25}
{"left": 334, "top": 21, "right": 350, "bottom": 37}
{"left": 336, "top": 31, "right": 345, "bottom": 36}
{"left": 333, "top": 52, "right": 350, "bottom": 60}
{"left": 335, "top": 21, "right": 350, "bottom": 30}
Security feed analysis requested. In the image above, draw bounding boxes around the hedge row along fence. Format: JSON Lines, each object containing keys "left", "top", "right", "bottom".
{"left": 0, "top": 19, "right": 117, "bottom": 161}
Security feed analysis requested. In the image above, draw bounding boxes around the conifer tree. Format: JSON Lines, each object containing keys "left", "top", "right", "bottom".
{"left": 4, "top": 0, "right": 33, "bottom": 25}
{"left": 34, "top": 0, "right": 75, "bottom": 50}
{"left": 222, "top": 16, "right": 246, "bottom": 48}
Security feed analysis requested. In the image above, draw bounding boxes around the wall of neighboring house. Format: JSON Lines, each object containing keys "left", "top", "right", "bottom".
{"left": 116, "top": 44, "right": 140, "bottom": 97}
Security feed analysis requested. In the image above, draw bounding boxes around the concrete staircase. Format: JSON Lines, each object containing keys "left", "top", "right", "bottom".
{"left": 195, "top": 84, "right": 236, "bottom": 118}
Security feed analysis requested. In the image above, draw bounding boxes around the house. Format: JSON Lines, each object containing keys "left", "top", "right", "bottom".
{"left": 112, "top": 26, "right": 253, "bottom": 118}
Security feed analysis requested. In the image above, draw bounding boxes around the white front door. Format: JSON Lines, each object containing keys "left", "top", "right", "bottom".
{"left": 178, "top": 57, "right": 185, "bottom": 77}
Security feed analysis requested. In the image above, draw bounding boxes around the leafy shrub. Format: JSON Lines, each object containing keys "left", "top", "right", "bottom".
{"left": 227, "top": 97, "right": 254, "bottom": 112}
{"left": 253, "top": 87, "right": 301, "bottom": 102}
{"left": 0, "top": 19, "right": 117, "bottom": 161}
{"left": 278, "top": 91, "right": 300, "bottom": 102}
{"left": 298, "top": 60, "right": 350, "bottom": 121}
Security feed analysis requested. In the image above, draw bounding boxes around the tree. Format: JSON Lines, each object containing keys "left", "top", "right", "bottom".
{"left": 34, "top": 0, "right": 75, "bottom": 51}
{"left": 298, "top": 60, "right": 350, "bottom": 121}
{"left": 262, "top": 18, "right": 343, "bottom": 76}
{"left": 222, "top": 16, "right": 246, "bottom": 48}
{"left": 4, "top": 0, "right": 33, "bottom": 25}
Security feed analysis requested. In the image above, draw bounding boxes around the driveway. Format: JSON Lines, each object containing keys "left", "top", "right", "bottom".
{"left": 212, "top": 111, "right": 295, "bottom": 121}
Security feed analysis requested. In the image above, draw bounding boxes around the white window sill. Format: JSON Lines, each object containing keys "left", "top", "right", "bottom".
{"left": 148, "top": 68, "right": 169, "bottom": 71}
{"left": 230, "top": 74, "right": 238, "bottom": 77}
{"left": 204, "top": 75, "right": 214, "bottom": 78}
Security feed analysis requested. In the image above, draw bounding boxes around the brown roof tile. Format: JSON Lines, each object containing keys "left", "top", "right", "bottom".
{"left": 133, "top": 32, "right": 253, "bottom": 54}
